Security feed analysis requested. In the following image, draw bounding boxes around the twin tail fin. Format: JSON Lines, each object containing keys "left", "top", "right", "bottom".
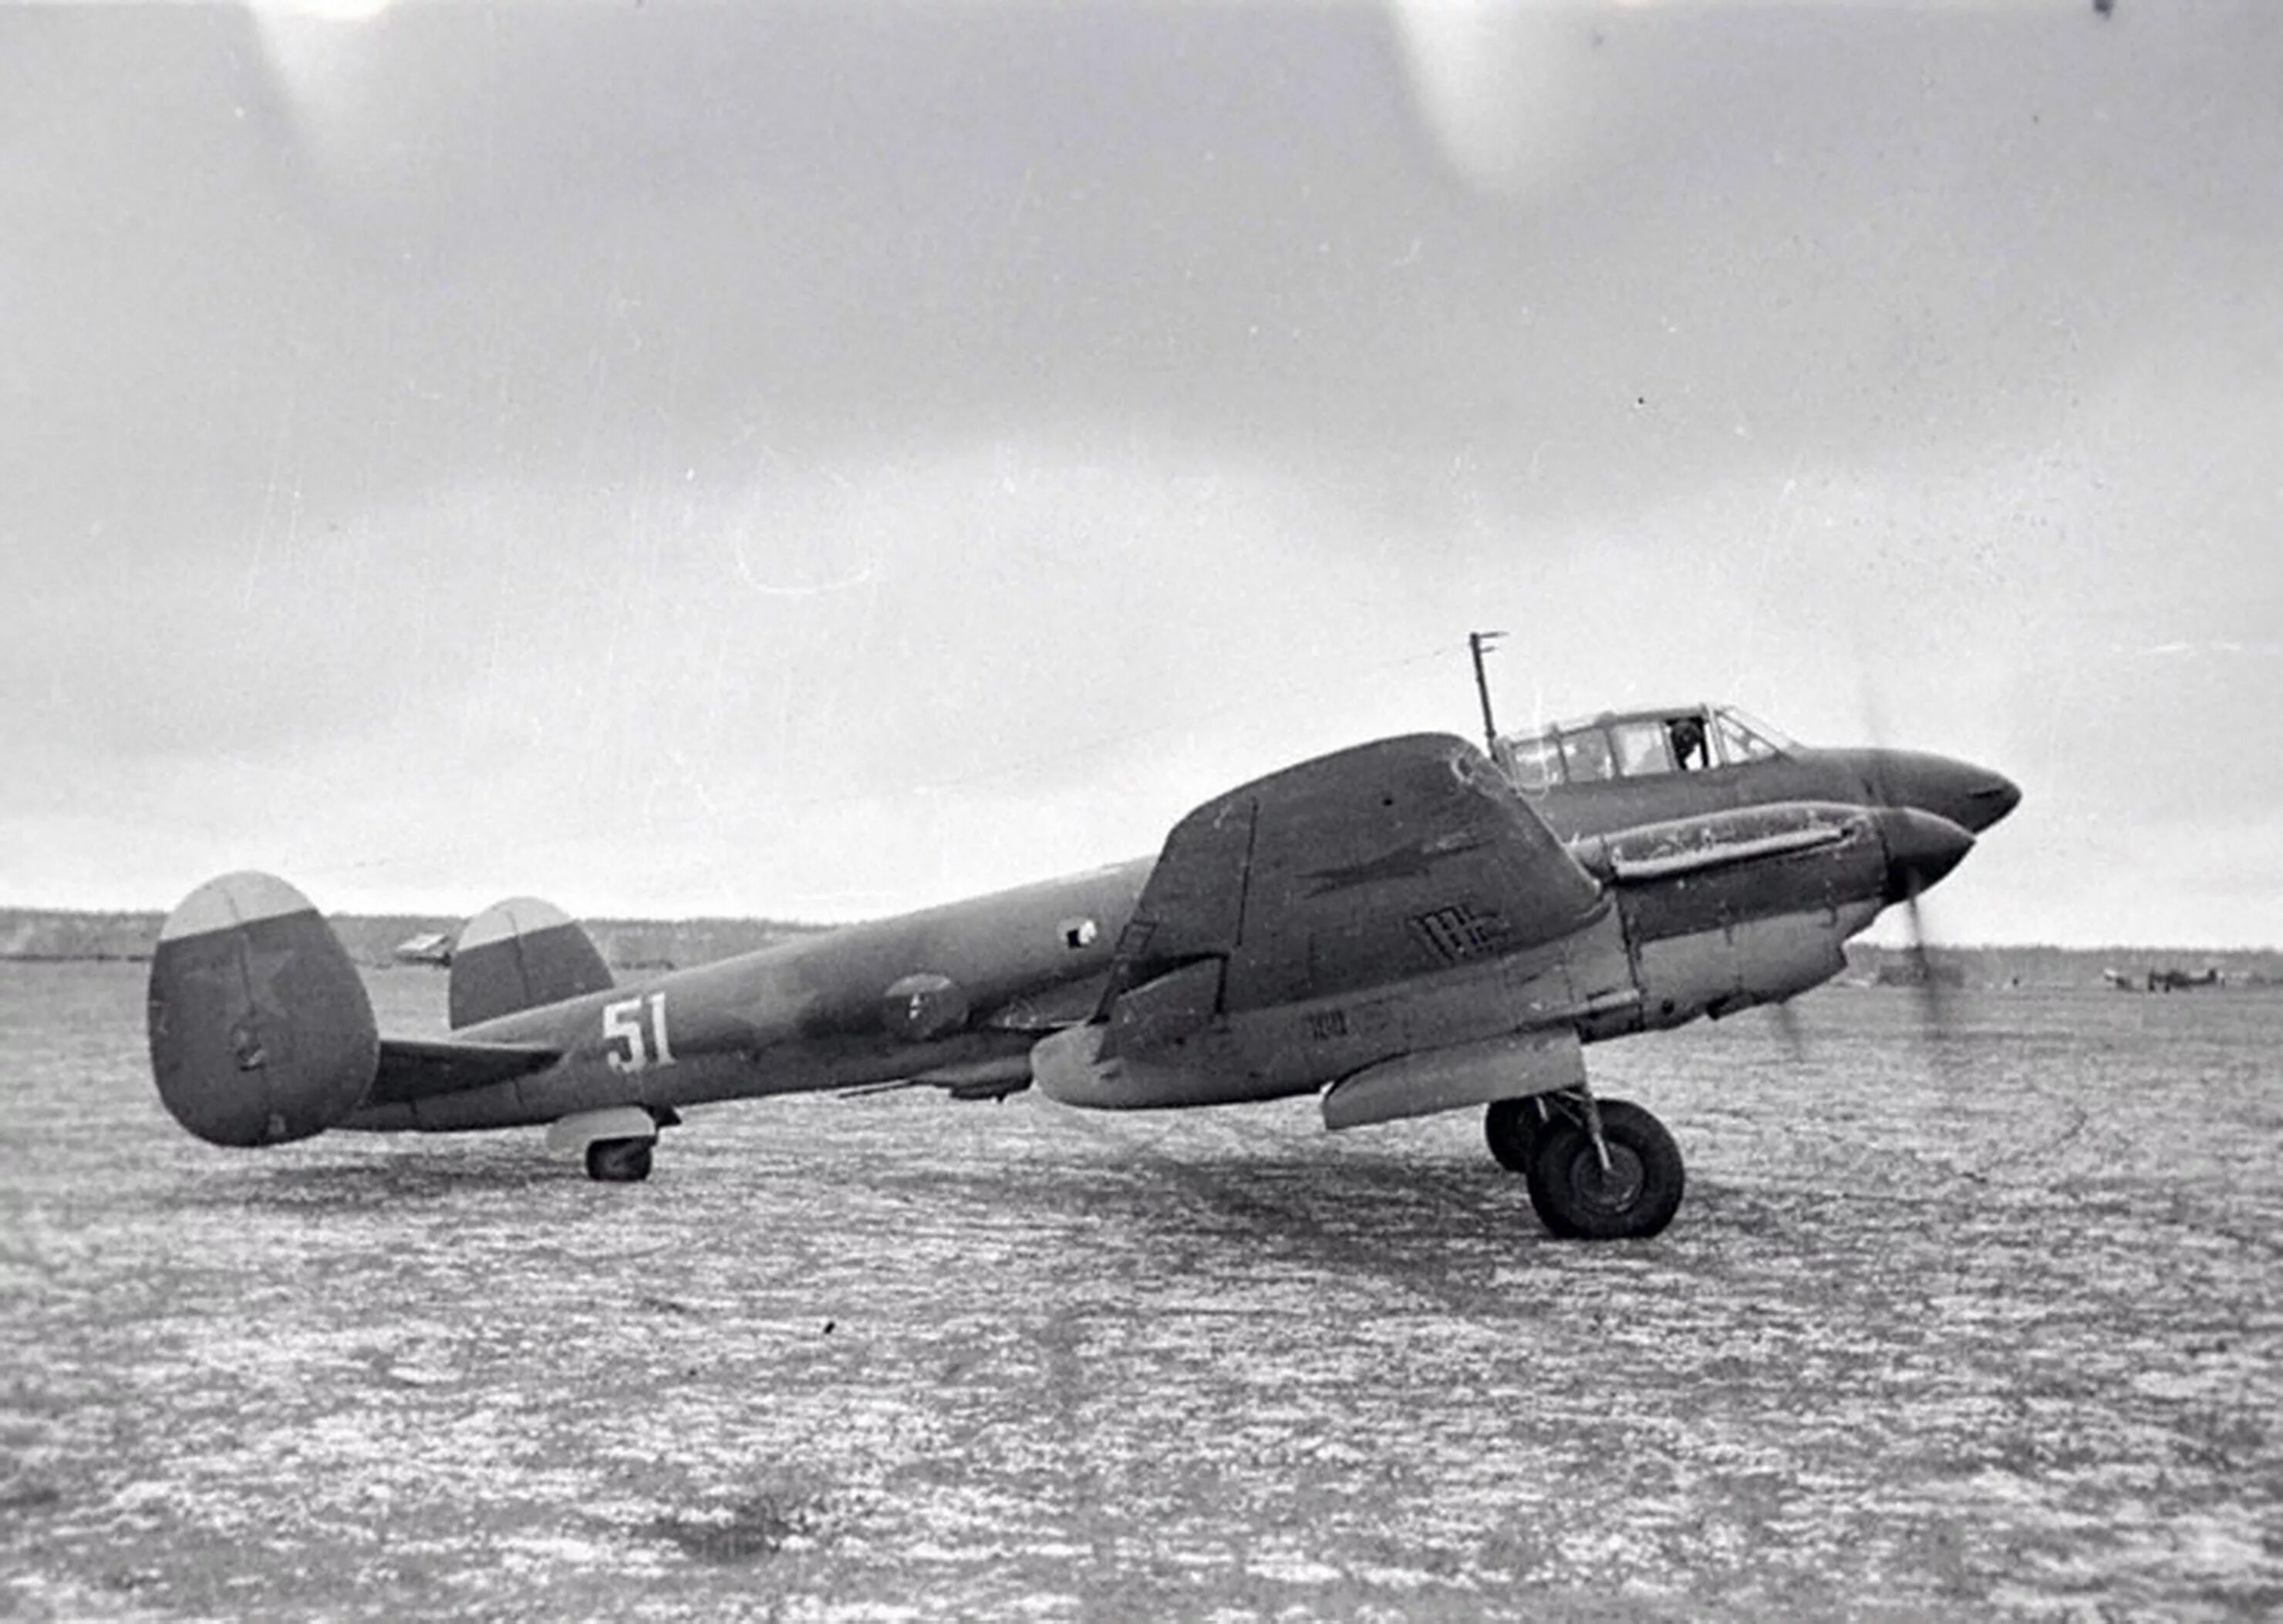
{"left": 147, "top": 872, "right": 379, "bottom": 1147}
{"left": 148, "top": 874, "right": 595, "bottom": 1150}
{"left": 448, "top": 897, "right": 614, "bottom": 1029}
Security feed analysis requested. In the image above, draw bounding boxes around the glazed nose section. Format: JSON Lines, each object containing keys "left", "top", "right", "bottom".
{"left": 1876, "top": 807, "right": 1975, "bottom": 901}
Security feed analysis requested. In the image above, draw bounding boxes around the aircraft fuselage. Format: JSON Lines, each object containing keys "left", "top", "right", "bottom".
{"left": 343, "top": 858, "right": 1152, "bottom": 1133}
{"left": 346, "top": 785, "right": 1968, "bottom": 1134}
{"left": 147, "top": 724, "right": 2017, "bottom": 1236}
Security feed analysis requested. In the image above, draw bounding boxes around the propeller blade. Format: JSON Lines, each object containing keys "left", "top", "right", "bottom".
{"left": 1898, "top": 878, "right": 1959, "bottom": 1040}
{"left": 1768, "top": 996, "right": 1808, "bottom": 1062}
{"left": 1856, "top": 651, "right": 1967, "bottom": 1063}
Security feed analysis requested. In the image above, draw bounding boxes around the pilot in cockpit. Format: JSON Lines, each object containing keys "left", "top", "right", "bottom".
{"left": 1668, "top": 713, "right": 1708, "bottom": 770}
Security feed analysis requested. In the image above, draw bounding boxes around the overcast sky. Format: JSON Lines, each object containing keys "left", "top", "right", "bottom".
{"left": 5, "top": 1, "right": 2278, "bottom": 946}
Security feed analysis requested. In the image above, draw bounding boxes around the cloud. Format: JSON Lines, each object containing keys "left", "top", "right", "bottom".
{"left": 19, "top": 2, "right": 2273, "bottom": 533}
{"left": 5, "top": 2, "right": 2279, "bottom": 944}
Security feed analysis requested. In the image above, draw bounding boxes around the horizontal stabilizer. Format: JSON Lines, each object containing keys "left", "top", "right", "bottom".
{"left": 367, "top": 1036, "right": 561, "bottom": 1107}
{"left": 449, "top": 897, "right": 614, "bottom": 1029}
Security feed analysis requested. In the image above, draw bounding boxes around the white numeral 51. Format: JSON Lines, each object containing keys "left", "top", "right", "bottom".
{"left": 602, "top": 992, "right": 675, "bottom": 1073}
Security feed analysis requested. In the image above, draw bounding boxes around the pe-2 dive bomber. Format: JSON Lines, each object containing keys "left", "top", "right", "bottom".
{"left": 148, "top": 705, "right": 2017, "bottom": 1241}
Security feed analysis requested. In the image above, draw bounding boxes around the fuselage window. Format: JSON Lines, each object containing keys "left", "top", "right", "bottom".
{"left": 1502, "top": 736, "right": 1564, "bottom": 791}
{"left": 1610, "top": 719, "right": 1678, "bottom": 777}
{"left": 1560, "top": 727, "right": 1616, "bottom": 783}
{"left": 1715, "top": 709, "right": 1781, "bottom": 763}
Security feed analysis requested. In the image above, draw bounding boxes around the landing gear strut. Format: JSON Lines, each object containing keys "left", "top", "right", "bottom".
{"left": 1489, "top": 1091, "right": 1685, "bottom": 1240}
{"left": 1484, "top": 1096, "right": 1554, "bottom": 1173}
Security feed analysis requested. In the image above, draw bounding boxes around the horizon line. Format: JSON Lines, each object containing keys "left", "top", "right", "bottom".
{"left": 0, "top": 899, "right": 2274, "bottom": 959}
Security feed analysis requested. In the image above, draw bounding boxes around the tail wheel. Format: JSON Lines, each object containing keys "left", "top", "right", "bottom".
{"left": 585, "top": 1137, "right": 655, "bottom": 1183}
{"left": 1523, "top": 1098, "right": 1684, "bottom": 1240}
{"left": 1484, "top": 1097, "right": 1547, "bottom": 1174}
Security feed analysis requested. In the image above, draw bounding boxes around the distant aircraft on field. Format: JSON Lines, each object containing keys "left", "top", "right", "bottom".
{"left": 2106, "top": 965, "right": 2223, "bottom": 992}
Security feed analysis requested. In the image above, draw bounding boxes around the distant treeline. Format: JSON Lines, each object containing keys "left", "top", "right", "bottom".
{"left": 2, "top": 907, "right": 2276, "bottom": 986}
{"left": 0, "top": 908, "right": 822, "bottom": 972}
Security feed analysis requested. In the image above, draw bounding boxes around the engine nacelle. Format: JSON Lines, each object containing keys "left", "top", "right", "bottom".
{"left": 1029, "top": 1021, "right": 1186, "bottom": 1110}
{"left": 1580, "top": 802, "right": 1964, "bottom": 1033}
{"left": 147, "top": 873, "right": 379, "bottom": 1147}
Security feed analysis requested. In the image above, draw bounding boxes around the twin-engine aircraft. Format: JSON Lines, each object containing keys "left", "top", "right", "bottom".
{"left": 147, "top": 705, "right": 2018, "bottom": 1239}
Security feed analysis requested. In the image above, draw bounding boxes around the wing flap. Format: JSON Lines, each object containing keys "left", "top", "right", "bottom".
{"left": 368, "top": 1036, "right": 561, "bottom": 1106}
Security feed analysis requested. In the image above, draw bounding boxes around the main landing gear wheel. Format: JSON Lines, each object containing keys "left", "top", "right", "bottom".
{"left": 585, "top": 1137, "right": 655, "bottom": 1183}
{"left": 1524, "top": 1098, "right": 1684, "bottom": 1241}
{"left": 1485, "top": 1097, "right": 1551, "bottom": 1174}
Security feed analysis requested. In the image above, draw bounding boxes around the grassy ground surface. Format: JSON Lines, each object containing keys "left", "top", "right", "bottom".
{"left": 3, "top": 962, "right": 2278, "bottom": 1620}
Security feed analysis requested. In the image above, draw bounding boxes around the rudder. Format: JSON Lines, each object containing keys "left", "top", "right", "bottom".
{"left": 147, "top": 872, "right": 380, "bottom": 1147}
{"left": 449, "top": 898, "right": 614, "bottom": 1029}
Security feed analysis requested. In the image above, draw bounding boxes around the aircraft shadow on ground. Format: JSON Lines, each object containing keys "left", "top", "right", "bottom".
{"left": 167, "top": 1127, "right": 1779, "bottom": 1292}
{"left": 168, "top": 1152, "right": 571, "bottom": 1211}
{"left": 872, "top": 1142, "right": 1569, "bottom": 1299}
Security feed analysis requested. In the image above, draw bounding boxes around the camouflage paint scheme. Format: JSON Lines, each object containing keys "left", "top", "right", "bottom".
{"left": 351, "top": 861, "right": 1152, "bottom": 1134}
{"left": 146, "top": 711, "right": 2012, "bottom": 1235}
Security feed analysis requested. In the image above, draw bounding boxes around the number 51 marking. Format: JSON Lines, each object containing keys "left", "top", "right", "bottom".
{"left": 602, "top": 992, "right": 676, "bottom": 1073}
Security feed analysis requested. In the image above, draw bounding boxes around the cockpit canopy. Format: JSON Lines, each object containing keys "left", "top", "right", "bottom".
{"left": 1496, "top": 705, "right": 1796, "bottom": 790}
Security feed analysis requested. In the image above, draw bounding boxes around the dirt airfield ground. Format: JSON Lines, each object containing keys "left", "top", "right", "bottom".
{"left": 2, "top": 961, "right": 2278, "bottom": 1621}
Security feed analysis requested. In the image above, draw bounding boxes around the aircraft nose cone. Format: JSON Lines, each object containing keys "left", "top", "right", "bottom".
{"left": 1877, "top": 807, "right": 1976, "bottom": 901}
{"left": 1846, "top": 749, "right": 2024, "bottom": 834}
{"left": 1961, "top": 771, "right": 2022, "bottom": 831}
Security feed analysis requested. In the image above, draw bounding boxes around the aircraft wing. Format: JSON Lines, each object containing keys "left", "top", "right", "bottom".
{"left": 835, "top": 1054, "right": 1037, "bottom": 1103}
{"left": 1105, "top": 732, "right": 1607, "bottom": 1023}
{"left": 366, "top": 1036, "right": 561, "bottom": 1107}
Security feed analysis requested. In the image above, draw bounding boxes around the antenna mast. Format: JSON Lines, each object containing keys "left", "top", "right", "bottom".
{"left": 1467, "top": 630, "right": 1506, "bottom": 756}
